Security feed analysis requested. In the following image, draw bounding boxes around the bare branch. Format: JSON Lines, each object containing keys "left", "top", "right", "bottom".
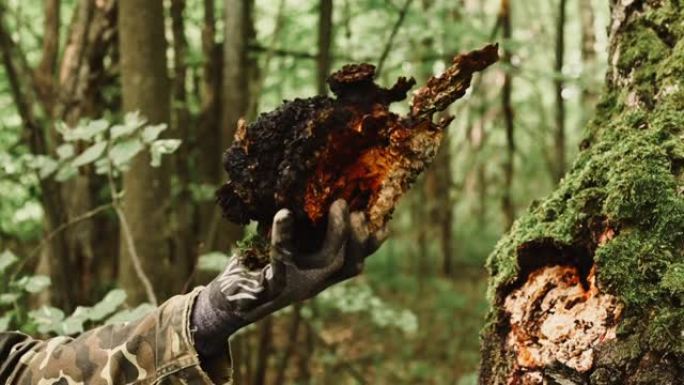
{"left": 375, "top": 0, "right": 414, "bottom": 77}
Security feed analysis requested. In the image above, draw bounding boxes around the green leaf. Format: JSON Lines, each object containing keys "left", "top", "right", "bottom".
{"left": 16, "top": 275, "right": 51, "bottom": 293}
{"left": 36, "top": 156, "right": 58, "bottom": 179}
{"left": 111, "top": 112, "right": 146, "bottom": 139}
{"left": 59, "top": 119, "right": 109, "bottom": 141}
{"left": 94, "top": 158, "right": 111, "bottom": 175}
{"left": 198, "top": 252, "right": 230, "bottom": 272}
{"left": 142, "top": 124, "right": 167, "bottom": 143}
{"left": 150, "top": 139, "right": 181, "bottom": 167}
{"left": 72, "top": 141, "right": 107, "bottom": 168}
{"left": 28, "top": 306, "right": 65, "bottom": 334}
{"left": 88, "top": 289, "right": 127, "bottom": 321}
{"left": 54, "top": 164, "right": 77, "bottom": 182}
{"left": 60, "top": 315, "right": 86, "bottom": 335}
{"left": 0, "top": 293, "right": 20, "bottom": 305}
{"left": 56, "top": 144, "right": 75, "bottom": 160}
{"left": 109, "top": 139, "right": 143, "bottom": 168}
{"left": 107, "top": 303, "right": 155, "bottom": 324}
{"left": 125, "top": 111, "right": 147, "bottom": 127}
{"left": 0, "top": 250, "right": 18, "bottom": 274}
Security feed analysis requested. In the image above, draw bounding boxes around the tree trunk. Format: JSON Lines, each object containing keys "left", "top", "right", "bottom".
{"left": 206, "top": 0, "right": 254, "bottom": 252}
{"left": 118, "top": 0, "right": 174, "bottom": 304}
{"left": 552, "top": 0, "right": 567, "bottom": 183}
{"left": 169, "top": 0, "right": 195, "bottom": 286}
{"left": 500, "top": 0, "right": 515, "bottom": 230}
{"left": 196, "top": 0, "right": 224, "bottom": 250}
{"left": 579, "top": 0, "right": 600, "bottom": 127}
{"left": 317, "top": 0, "right": 333, "bottom": 95}
{"left": 480, "top": 1, "right": 684, "bottom": 384}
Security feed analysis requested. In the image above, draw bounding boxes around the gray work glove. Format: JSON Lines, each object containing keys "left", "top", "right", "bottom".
{"left": 191, "top": 200, "right": 387, "bottom": 358}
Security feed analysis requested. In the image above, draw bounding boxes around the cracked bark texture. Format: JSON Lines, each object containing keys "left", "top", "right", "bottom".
{"left": 480, "top": 1, "right": 684, "bottom": 384}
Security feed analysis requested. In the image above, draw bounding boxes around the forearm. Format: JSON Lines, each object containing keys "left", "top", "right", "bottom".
{"left": 0, "top": 289, "right": 232, "bottom": 385}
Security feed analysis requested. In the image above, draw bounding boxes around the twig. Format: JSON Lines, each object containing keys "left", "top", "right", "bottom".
{"left": 114, "top": 205, "right": 158, "bottom": 306}
{"left": 375, "top": 0, "right": 414, "bottom": 77}
{"left": 11, "top": 202, "right": 113, "bottom": 281}
{"left": 107, "top": 159, "right": 158, "bottom": 306}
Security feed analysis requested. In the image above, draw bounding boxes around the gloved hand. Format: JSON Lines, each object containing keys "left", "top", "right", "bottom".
{"left": 191, "top": 200, "right": 387, "bottom": 358}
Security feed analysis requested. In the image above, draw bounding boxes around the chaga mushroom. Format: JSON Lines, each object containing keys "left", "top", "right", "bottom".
{"left": 217, "top": 44, "right": 499, "bottom": 260}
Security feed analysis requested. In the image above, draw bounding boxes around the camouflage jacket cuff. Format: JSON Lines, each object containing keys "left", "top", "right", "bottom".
{"left": 0, "top": 289, "right": 233, "bottom": 385}
{"left": 181, "top": 287, "right": 234, "bottom": 384}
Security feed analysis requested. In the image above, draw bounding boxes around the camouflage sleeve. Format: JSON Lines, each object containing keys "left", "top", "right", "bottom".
{"left": 0, "top": 288, "right": 232, "bottom": 385}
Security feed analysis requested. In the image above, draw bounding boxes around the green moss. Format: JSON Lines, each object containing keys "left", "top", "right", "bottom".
{"left": 235, "top": 232, "right": 270, "bottom": 269}
{"left": 661, "top": 262, "right": 684, "bottom": 300}
{"left": 482, "top": 5, "right": 684, "bottom": 381}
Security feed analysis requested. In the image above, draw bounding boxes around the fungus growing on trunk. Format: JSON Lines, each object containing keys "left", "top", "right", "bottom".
{"left": 216, "top": 44, "right": 499, "bottom": 259}
{"left": 504, "top": 265, "right": 623, "bottom": 384}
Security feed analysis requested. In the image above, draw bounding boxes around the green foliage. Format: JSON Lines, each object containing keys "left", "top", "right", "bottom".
{"left": 317, "top": 282, "right": 418, "bottom": 335}
{"left": 39, "top": 113, "right": 181, "bottom": 179}
{"left": 0, "top": 248, "right": 152, "bottom": 335}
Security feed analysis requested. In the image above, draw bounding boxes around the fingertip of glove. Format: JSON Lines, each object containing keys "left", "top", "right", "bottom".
{"left": 273, "top": 208, "right": 294, "bottom": 226}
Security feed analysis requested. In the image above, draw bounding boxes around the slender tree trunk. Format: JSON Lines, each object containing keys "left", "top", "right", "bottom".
{"left": 480, "top": 2, "right": 684, "bottom": 384}
{"left": 196, "top": 0, "right": 224, "bottom": 251}
{"left": 552, "top": 0, "right": 567, "bottom": 183}
{"left": 500, "top": 0, "right": 516, "bottom": 230}
{"left": 0, "top": 0, "right": 118, "bottom": 309}
{"left": 579, "top": 0, "right": 599, "bottom": 125}
{"left": 275, "top": 304, "right": 303, "bottom": 384}
{"left": 317, "top": 0, "right": 333, "bottom": 95}
{"left": 207, "top": 0, "right": 255, "bottom": 252}
{"left": 170, "top": 0, "right": 195, "bottom": 286}
{"left": 118, "top": 0, "right": 174, "bottom": 304}
{"left": 252, "top": 316, "right": 273, "bottom": 385}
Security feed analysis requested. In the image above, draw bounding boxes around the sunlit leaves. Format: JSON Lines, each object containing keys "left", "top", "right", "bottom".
{"left": 0, "top": 249, "right": 18, "bottom": 274}
{"left": 15, "top": 275, "right": 51, "bottom": 293}
{"left": 142, "top": 123, "right": 167, "bottom": 143}
{"left": 150, "top": 139, "right": 181, "bottom": 167}
{"left": 106, "top": 303, "right": 155, "bottom": 324}
{"left": 109, "top": 139, "right": 144, "bottom": 169}
{"left": 71, "top": 141, "right": 107, "bottom": 167}
{"left": 22, "top": 289, "right": 146, "bottom": 335}
{"left": 28, "top": 306, "right": 65, "bottom": 334}
{"left": 317, "top": 282, "right": 418, "bottom": 335}
{"left": 37, "top": 112, "right": 182, "bottom": 182}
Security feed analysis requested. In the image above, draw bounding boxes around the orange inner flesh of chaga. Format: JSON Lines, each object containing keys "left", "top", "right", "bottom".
{"left": 303, "top": 104, "right": 408, "bottom": 223}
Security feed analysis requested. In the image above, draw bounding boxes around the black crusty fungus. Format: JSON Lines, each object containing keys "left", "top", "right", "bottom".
{"left": 216, "top": 44, "right": 499, "bottom": 260}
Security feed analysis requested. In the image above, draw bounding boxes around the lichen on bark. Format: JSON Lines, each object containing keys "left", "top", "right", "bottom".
{"left": 480, "top": 2, "right": 684, "bottom": 384}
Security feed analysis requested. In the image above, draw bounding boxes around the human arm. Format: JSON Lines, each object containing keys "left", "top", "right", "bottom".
{"left": 190, "top": 199, "right": 386, "bottom": 361}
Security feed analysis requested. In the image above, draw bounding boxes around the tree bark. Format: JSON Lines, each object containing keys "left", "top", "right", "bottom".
{"left": 317, "top": 0, "right": 333, "bottom": 95}
{"left": 170, "top": 0, "right": 195, "bottom": 284}
{"left": 552, "top": 0, "right": 567, "bottom": 183}
{"left": 196, "top": 0, "right": 224, "bottom": 249}
{"left": 118, "top": 0, "right": 174, "bottom": 304}
{"left": 579, "top": 0, "right": 599, "bottom": 127}
{"left": 0, "top": 0, "right": 118, "bottom": 309}
{"left": 500, "top": 0, "right": 515, "bottom": 230}
{"left": 207, "top": 0, "right": 255, "bottom": 252}
{"left": 480, "top": 1, "right": 684, "bottom": 384}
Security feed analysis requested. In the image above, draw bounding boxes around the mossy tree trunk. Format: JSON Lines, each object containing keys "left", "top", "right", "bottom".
{"left": 480, "top": 1, "right": 684, "bottom": 384}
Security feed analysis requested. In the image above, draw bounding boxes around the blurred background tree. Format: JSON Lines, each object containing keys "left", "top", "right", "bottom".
{"left": 0, "top": 0, "right": 609, "bottom": 383}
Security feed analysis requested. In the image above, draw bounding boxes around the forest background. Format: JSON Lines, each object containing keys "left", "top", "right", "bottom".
{"left": 0, "top": 0, "right": 609, "bottom": 384}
